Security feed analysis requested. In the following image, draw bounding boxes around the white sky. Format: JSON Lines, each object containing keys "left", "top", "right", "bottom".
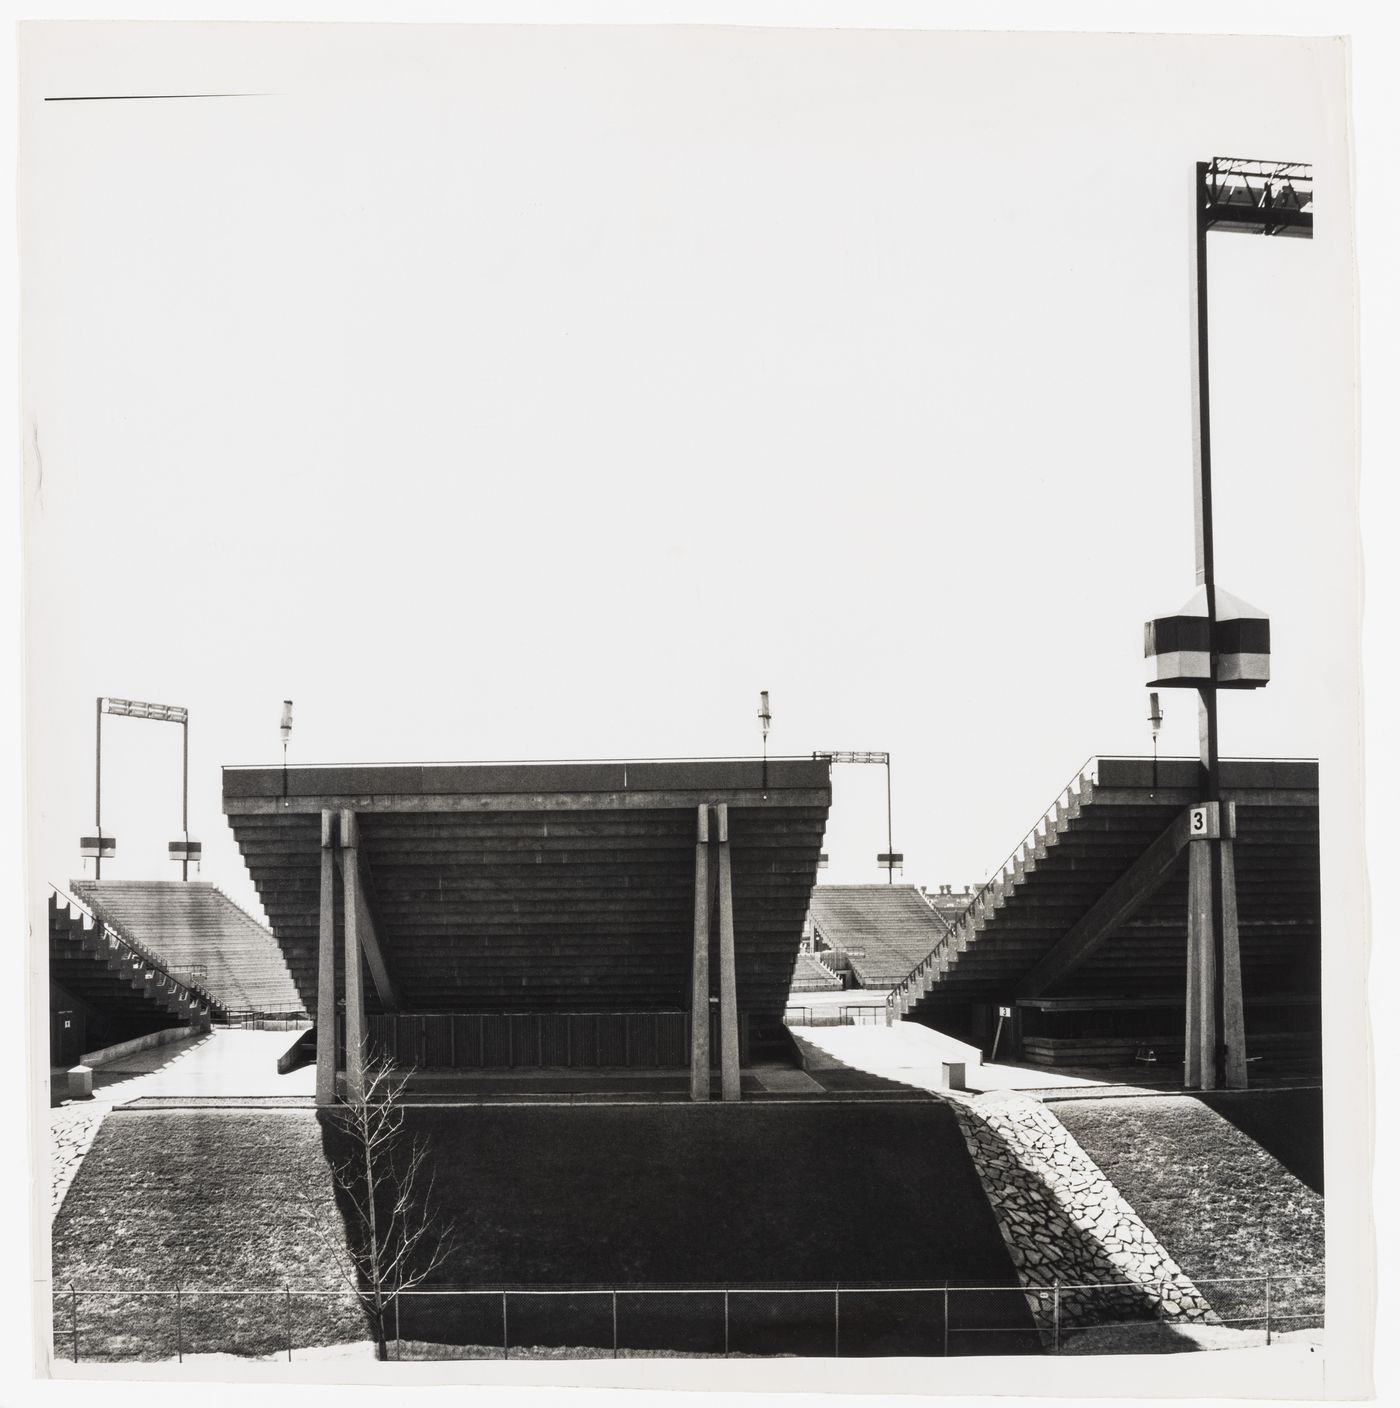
{"left": 21, "top": 26, "right": 1356, "bottom": 925}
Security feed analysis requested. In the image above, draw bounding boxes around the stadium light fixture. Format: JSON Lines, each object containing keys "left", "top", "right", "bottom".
{"left": 281, "top": 699, "right": 294, "bottom": 800}
{"left": 818, "top": 750, "right": 898, "bottom": 885}
{"left": 1141, "top": 157, "right": 1313, "bottom": 1090}
{"left": 757, "top": 690, "right": 771, "bottom": 794}
{"left": 87, "top": 696, "right": 198, "bottom": 880}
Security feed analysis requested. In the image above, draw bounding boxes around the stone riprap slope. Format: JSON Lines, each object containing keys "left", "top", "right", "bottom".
{"left": 948, "top": 1091, "right": 1217, "bottom": 1342}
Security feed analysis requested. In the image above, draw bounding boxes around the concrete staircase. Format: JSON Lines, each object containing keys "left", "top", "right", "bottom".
{"left": 789, "top": 952, "right": 843, "bottom": 992}
{"left": 49, "top": 894, "right": 219, "bottom": 1029}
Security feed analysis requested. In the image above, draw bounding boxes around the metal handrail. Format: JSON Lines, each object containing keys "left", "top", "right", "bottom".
{"left": 885, "top": 756, "right": 1099, "bottom": 1016}
{"left": 50, "top": 885, "right": 222, "bottom": 1017}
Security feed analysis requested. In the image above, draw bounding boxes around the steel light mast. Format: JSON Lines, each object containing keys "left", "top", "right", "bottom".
{"left": 81, "top": 697, "right": 200, "bottom": 879}
{"left": 1143, "top": 158, "right": 1313, "bottom": 1090}
{"left": 817, "top": 751, "right": 899, "bottom": 883}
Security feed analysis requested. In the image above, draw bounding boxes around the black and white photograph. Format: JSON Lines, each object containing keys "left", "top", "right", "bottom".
{"left": 15, "top": 13, "right": 1378, "bottom": 1400}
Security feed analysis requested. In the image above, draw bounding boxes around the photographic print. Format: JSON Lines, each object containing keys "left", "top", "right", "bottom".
{"left": 19, "top": 19, "right": 1368, "bottom": 1397}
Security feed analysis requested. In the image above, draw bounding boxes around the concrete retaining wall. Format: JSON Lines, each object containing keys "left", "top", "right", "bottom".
{"left": 80, "top": 1021, "right": 205, "bottom": 1069}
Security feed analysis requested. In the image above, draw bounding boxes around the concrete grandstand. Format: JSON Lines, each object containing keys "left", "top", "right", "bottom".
{"left": 809, "top": 885, "right": 959, "bottom": 989}
{"left": 71, "top": 880, "right": 302, "bottom": 1017}
{"left": 884, "top": 757, "right": 1320, "bottom": 1070}
{"left": 48, "top": 891, "right": 217, "bottom": 1072}
{"left": 222, "top": 758, "right": 832, "bottom": 1104}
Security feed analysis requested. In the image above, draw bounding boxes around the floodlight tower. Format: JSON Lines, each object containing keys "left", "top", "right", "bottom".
{"left": 80, "top": 697, "right": 200, "bottom": 879}
{"left": 816, "top": 751, "right": 899, "bottom": 882}
{"left": 1143, "top": 159, "right": 1313, "bottom": 1090}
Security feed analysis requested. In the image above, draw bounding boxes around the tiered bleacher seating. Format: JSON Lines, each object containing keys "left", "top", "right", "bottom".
{"left": 71, "top": 880, "right": 303, "bottom": 1016}
{"left": 788, "top": 952, "right": 843, "bottom": 992}
{"left": 887, "top": 758, "right": 1321, "bottom": 1034}
{"left": 49, "top": 893, "right": 216, "bottom": 1047}
{"left": 223, "top": 759, "right": 831, "bottom": 1025}
{"left": 808, "top": 886, "right": 948, "bottom": 989}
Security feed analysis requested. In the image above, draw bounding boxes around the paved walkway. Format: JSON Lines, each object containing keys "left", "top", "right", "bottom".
{"left": 790, "top": 1020, "right": 1107, "bottom": 1095}
{"left": 50, "top": 1027, "right": 313, "bottom": 1215}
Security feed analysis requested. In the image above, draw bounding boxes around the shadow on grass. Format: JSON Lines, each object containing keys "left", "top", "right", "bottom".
{"left": 316, "top": 1101, "right": 1047, "bottom": 1358}
{"left": 1193, "top": 1088, "right": 1323, "bottom": 1195}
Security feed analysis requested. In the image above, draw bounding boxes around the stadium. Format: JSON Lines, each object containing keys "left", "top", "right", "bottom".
{"left": 24, "top": 22, "right": 1360, "bottom": 1392}
{"left": 45, "top": 742, "right": 1324, "bottom": 1361}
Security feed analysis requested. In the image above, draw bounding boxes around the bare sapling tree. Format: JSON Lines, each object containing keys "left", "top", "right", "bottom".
{"left": 301, "top": 1052, "right": 455, "bottom": 1360}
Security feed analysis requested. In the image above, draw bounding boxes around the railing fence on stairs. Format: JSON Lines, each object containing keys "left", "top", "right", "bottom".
{"left": 49, "top": 885, "right": 221, "bottom": 1020}
{"left": 884, "top": 758, "right": 1100, "bottom": 1022}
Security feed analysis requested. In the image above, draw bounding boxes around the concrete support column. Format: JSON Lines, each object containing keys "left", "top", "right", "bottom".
{"left": 315, "top": 809, "right": 337, "bottom": 1108}
{"left": 1185, "top": 838, "right": 1216, "bottom": 1089}
{"left": 341, "top": 808, "right": 366, "bottom": 1104}
{"left": 1220, "top": 835, "right": 1248, "bottom": 1088}
{"left": 715, "top": 803, "right": 741, "bottom": 1102}
{"left": 689, "top": 803, "right": 711, "bottom": 1102}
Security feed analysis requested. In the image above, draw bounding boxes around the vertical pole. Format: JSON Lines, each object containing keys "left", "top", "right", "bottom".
{"left": 724, "top": 1289, "right": 730, "bottom": 1357}
{"left": 1187, "top": 836, "right": 1217, "bottom": 1089}
{"left": 395, "top": 1286, "right": 402, "bottom": 1361}
{"left": 1264, "top": 1272, "right": 1272, "bottom": 1346}
{"left": 70, "top": 1285, "right": 78, "bottom": 1363}
{"left": 175, "top": 1284, "right": 183, "bottom": 1362}
{"left": 689, "top": 804, "right": 711, "bottom": 1102}
{"left": 1053, "top": 1280, "right": 1061, "bottom": 1354}
{"left": 942, "top": 1282, "right": 949, "bottom": 1357}
{"left": 181, "top": 717, "right": 190, "bottom": 881}
{"left": 1220, "top": 819, "right": 1249, "bottom": 1087}
{"left": 94, "top": 699, "right": 103, "bottom": 879}
{"left": 715, "top": 804, "right": 741, "bottom": 1102}
{"left": 612, "top": 1290, "right": 618, "bottom": 1358}
{"left": 834, "top": 1287, "right": 840, "bottom": 1358}
{"left": 286, "top": 1284, "right": 293, "bottom": 1362}
{"left": 1189, "top": 159, "right": 1234, "bottom": 1090}
{"left": 501, "top": 1291, "right": 509, "bottom": 1360}
{"left": 342, "top": 809, "right": 365, "bottom": 1104}
{"left": 316, "top": 810, "right": 338, "bottom": 1107}
{"left": 885, "top": 756, "right": 894, "bottom": 885}
{"left": 1184, "top": 840, "right": 1203, "bottom": 1088}
{"left": 1190, "top": 162, "right": 1216, "bottom": 594}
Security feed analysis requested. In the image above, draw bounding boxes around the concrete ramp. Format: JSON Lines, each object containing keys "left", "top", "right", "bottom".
{"left": 795, "top": 1021, "right": 1116, "bottom": 1096}
{"left": 793, "top": 1020, "right": 983, "bottom": 1086}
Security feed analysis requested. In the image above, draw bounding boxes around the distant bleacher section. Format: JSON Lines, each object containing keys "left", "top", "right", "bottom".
{"left": 809, "top": 886, "right": 953, "bottom": 989}
{"left": 788, "top": 952, "right": 843, "bottom": 993}
{"left": 71, "top": 880, "right": 304, "bottom": 1017}
{"left": 49, "top": 892, "right": 215, "bottom": 1068}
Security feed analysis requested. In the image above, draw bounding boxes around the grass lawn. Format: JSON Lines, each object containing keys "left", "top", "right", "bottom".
{"left": 53, "top": 1101, "right": 1034, "bottom": 1360}
{"left": 1051, "top": 1090, "right": 1323, "bottom": 1332}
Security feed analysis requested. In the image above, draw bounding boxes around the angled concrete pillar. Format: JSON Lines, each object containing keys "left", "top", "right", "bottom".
{"left": 1220, "top": 835, "right": 1248, "bottom": 1088}
{"left": 341, "top": 809, "right": 366, "bottom": 1104}
{"left": 1186, "top": 838, "right": 1216, "bottom": 1089}
{"left": 689, "top": 803, "right": 711, "bottom": 1101}
{"left": 316, "top": 809, "right": 337, "bottom": 1108}
{"left": 715, "top": 804, "right": 741, "bottom": 1102}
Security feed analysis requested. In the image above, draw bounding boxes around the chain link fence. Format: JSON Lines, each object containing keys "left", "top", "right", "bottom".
{"left": 52, "top": 1273, "right": 1322, "bottom": 1363}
